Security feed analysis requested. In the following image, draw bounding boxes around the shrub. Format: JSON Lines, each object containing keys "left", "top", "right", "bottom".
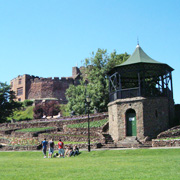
{"left": 23, "top": 100, "right": 34, "bottom": 107}
{"left": 43, "top": 101, "right": 60, "bottom": 117}
{"left": 33, "top": 104, "right": 43, "bottom": 119}
{"left": 33, "top": 101, "right": 60, "bottom": 119}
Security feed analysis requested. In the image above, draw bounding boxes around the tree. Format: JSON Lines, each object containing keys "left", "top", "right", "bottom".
{"left": 43, "top": 101, "right": 60, "bottom": 117}
{"left": 33, "top": 103, "right": 44, "bottom": 119}
{"left": 0, "top": 82, "right": 22, "bottom": 123}
{"left": 66, "top": 49, "right": 130, "bottom": 115}
{"left": 66, "top": 81, "right": 87, "bottom": 115}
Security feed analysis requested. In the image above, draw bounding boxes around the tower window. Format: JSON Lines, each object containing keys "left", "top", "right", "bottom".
{"left": 18, "top": 79, "right": 22, "bottom": 84}
{"left": 17, "top": 87, "right": 23, "bottom": 96}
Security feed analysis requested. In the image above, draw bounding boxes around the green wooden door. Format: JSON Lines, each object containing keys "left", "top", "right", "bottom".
{"left": 126, "top": 110, "right": 137, "bottom": 136}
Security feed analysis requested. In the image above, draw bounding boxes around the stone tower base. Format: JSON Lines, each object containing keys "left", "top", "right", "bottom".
{"left": 108, "top": 97, "right": 170, "bottom": 142}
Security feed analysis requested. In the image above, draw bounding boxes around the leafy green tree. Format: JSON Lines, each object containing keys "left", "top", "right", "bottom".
{"left": 84, "top": 49, "right": 110, "bottom": 113}
{"left": 66, "top": 49, "right": 130, "bottom": 115}
{"left": 0, "top": 82, "right": 22, "bottom": 122}
{"left": 66, "top": 81, "right": 87, "bottom": 115}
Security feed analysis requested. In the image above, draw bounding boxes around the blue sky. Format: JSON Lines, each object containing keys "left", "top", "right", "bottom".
{"left": 0, "top": 0, "right": 180, "bottom": 104}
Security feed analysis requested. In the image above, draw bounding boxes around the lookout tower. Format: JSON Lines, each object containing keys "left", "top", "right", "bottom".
{"left": 108, "top": 44, "right": 174, "bottom": 142}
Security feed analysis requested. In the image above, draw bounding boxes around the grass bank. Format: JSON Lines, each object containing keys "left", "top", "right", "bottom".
{"left": 67, "top": 119, "right": 108, "bottom": 128}
{"left": 8, "top": 106, "right": 34, "bottom": 121}
{"left": 0, "top": 148, "right": 179, "bottom": 180}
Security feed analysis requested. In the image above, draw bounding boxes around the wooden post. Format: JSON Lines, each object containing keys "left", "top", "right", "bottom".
{"left": 138, "top": 72, "right": 141, "bottom": 96}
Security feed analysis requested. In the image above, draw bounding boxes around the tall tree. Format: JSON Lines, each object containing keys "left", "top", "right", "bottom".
{"left": 66, "top": 81, "right": 87, "bottom": 115}
{"left": 0, "top": 82, "right": 22, "bottom": 122}
{"left": 66, "top": 49, "right": 130, "bottom": 115}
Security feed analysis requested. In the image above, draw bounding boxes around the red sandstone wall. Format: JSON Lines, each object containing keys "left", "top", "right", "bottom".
{"left": 27, "top": 77, "right": 77, "bottom": 103}
{"left": 11, "top": 66, "right": 85, "bottom": 103}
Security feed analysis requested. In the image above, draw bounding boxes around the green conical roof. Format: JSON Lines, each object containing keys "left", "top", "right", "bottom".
{"left": 118, "top": 45, "right": 162, "bottom": 66}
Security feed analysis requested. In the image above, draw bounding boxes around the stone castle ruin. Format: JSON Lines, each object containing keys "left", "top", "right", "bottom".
{"left": 10, "top": 66, "right": 85, "bottom": 103}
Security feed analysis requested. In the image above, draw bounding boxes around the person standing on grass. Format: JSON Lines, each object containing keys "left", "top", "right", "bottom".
{"left": 42, "top": 138, "right": 48, "bottom": 158}
{"left": 58, "top": 139, "right": 64, "bottom": 158}
{"left": 48, "top": 138, "right": 54, "bottom": 158}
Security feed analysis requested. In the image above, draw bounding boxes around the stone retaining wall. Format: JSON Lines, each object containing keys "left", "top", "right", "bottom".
{"left": 63, "top": 126, "right": 102, "bottom": 135}
{"left": 38, "top": 127, "right": 103, "bottom": 142}
{"left": 0, "top": 145, "right": 40, "bottom": 151}
{"left": 152, "top": 139, "right": 180, "bottom": 147}
{"left": 157, "top": 125, "right": 180, "bottom": 139}
{"left": 11, "top": 128, "right": 58, "bottom": 138}
{"left": 1, "top": 114, "right": 108, "bottom": 130}
{"left": 0, "top": 128, "right": 21, "bottom": 135}
{"left": 38, "top": 134, "right": 101, "bottom": 142}
{"left": 0, "top": 143, "right": 98, "bottom": 151}
{"left": 0, "top": 138, "right": 10, "bottom": 144}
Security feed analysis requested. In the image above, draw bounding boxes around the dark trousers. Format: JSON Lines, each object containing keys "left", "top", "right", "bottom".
{"left": 43, "top": 147, "right": 47, "bottom": 156}
{"left": 73, "top": 150, "right": 79, "bottom": 156}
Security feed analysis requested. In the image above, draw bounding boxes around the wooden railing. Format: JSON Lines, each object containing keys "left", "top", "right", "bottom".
{"left": 109, "top": 87, "right": 140, "bottom": 102}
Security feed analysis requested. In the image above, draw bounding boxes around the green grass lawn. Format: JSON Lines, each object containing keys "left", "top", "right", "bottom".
{"left": 0, "top": 148, "right": 180, "bottom": 180}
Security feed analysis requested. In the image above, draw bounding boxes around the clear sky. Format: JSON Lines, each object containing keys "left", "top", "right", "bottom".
{"left": 0, "top": 0, "right": 180, "bottom": 104}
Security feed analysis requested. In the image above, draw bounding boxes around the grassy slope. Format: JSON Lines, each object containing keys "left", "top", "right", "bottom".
{"left": 0, "top": 149, "right": 180, "bottom": 180}
{"left": 8, "top": 106, "right": 34, "bottom": 121}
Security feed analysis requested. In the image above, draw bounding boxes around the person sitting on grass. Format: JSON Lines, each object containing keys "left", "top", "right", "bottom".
{"left": 73, "top": 145, "right": 79, "bottom": 156}
{"left": 48, "top": 138, "right": 54, "bottom": 158}
{"left": 42, "top": 138, "right": 48, "bottom": 158}
{"left": 53, "top": 153, "right": 59, "bottom": 158}
{"left": 65, "top": 145, "right": 74, "bottom": 157}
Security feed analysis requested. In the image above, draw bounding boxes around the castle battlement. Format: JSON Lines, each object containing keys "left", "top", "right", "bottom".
{"left": 27, "top": 76, "right": 74, "bottom": 84}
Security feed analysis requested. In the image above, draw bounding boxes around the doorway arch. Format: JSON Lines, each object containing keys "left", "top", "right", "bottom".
{"left": 126, "top": 109, "right": 137, "bottom": 136}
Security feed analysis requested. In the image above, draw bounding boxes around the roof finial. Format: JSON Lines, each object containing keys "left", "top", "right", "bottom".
{"left": 136, "top": 36, "right": 140, "bottom": 47}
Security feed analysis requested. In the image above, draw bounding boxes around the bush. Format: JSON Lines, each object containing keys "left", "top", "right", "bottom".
{"left": 23, "top": 100, "right": 34, "bottom": 107}
{"left": 33, "top": 101, "right": 60, "bottom": 119}
{"left": 33, "top": 104, "right": 43, "bottom": 119}
{"left": 43, "top": 101, "right": 60, "bottom": 117}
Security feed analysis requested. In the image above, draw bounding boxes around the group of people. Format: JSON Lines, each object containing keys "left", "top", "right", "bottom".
{"left": 41, "top": 138, "right": 79, "bottom": 158}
